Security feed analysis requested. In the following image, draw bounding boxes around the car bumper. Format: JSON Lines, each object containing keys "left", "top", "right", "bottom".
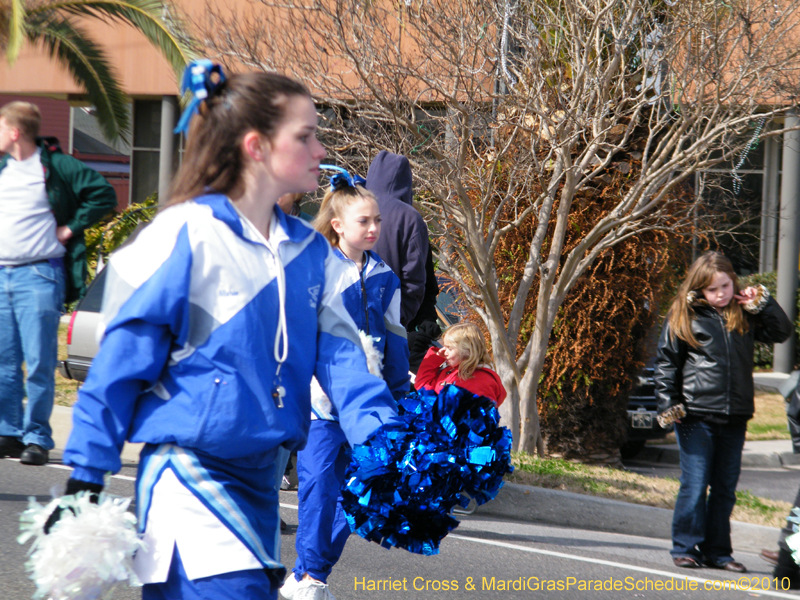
{"left": 626, "top": 409, "right": 672, "bottom": 440}
{"left": 59, "top": 358, "right": 92, "bottom": 383}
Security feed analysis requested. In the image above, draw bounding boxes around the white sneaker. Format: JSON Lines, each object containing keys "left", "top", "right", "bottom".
{"left": 293, "top": 579, "right": 337, "bottom": 600}
{"left": 453, "top": 498, "right": 478, "bottom": 515}
{"left": 280, "top": 575, "right": 301, "bottom": 600}
{"left": 281, "top": 475, "right": 291, "bottom": 490}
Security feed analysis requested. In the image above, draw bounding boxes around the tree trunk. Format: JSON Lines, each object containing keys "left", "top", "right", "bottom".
{"left": 496, "top": 363, "right": 520, "bottom": 447}
{"left": 517, "top": 352, "right": 546, "bottom": 455}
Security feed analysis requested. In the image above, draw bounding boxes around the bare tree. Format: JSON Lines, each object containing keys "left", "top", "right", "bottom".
{"left": 194, "top": 0, "right": 800, "bottom": 454}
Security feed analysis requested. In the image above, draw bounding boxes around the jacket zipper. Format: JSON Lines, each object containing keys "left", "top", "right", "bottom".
{"left": 714, "top": 310, "right": 732, "bottom": 415}
{"left": 360, "top": 259, "right": 370, "bottom": 335}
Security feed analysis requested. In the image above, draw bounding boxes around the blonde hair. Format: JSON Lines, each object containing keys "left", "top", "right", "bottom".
{"left": 667, "top": 251, "right": 747, "bottom": 348}
{"left": 442, "top": 323, "right": 492, "bottom": 380}
{"left": 0, "top": 101, "right": 41, "bottom": 141}
{"left": 313, "top": 184, "right": 378, "bottom": 247}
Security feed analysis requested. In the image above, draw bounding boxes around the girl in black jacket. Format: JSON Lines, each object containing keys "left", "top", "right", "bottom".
{"left": 655, "top": 251, "right": 791, "bottom": 573}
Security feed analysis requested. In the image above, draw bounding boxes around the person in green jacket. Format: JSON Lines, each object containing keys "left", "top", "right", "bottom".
{"left": 0, "top": 101, "right": 117, "bottom": 466}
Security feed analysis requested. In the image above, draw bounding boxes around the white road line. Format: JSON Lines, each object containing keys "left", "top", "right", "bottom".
{"left": 448, "top": 534, "right": 799, "bottom": 599}
{"left": 34, "top": 460, "right": 136, "bottom": 481}
{"left": 45, "top": 463, "right": 70, "bottom": 471}
{"left": 275, "top": 499, "right": 797, "bottom": 597}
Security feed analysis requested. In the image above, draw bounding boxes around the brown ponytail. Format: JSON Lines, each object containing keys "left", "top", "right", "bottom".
{"left": 168, "top": 72, "right": 311, "bottom": 205}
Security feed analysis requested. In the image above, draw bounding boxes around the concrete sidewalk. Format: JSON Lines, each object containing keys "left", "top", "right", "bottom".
{"left": 639, "top": 439, "right": 800, "bottom": 468}
{"left": 753, "top": 370, "right": 795, "bottom": 395}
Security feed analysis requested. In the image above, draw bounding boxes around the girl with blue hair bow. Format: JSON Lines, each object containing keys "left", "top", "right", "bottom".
{"left": 280, "top": 170, "right": 409, "bottom": 600}
{"left": 59, "top": 62, "right": 400, "bottom": 600}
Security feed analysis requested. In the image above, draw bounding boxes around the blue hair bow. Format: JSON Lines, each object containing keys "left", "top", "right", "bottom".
{"left": 319, "top": 164, "right": 366, "bottom": 190}
{"left": 174, "top": 59, "right": 227, "bottom": 135}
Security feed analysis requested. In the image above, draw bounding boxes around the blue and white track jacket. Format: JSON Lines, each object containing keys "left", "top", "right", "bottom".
{"left": 311, "top": 248, "right": 409, "bottom": 420}
{"left": 64, "top": 194, "right": 399, "bottom": 484}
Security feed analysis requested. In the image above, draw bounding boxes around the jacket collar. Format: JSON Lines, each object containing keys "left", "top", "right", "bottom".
{"left": 193, "top": 193, "right": 313, "bottom": 246}
{"left": 0, "top": 137, "right": 61, "bottom": 177}
{"left": 332, "top": 247, "right": 384, "bottom": 273}
{"left": 693, "top": 303, "right": 725, "bottom": 319}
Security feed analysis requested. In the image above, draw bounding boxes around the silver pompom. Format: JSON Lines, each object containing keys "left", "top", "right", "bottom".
{"left": 19, "top": 492, "right": 144, "bottom": 600}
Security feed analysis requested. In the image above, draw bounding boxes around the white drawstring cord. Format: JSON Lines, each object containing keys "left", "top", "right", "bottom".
{"left": 273, "top": 246, "right": 288, "bottom": 370}
{"left": 233, "top": 204, "right": 288, "bottom": 403}
{"left": 271, "top": 249, "right": 288, "bottom": 407}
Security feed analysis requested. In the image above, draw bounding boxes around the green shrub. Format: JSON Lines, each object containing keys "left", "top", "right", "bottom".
{"left": 535, "top": 237, "right": 685, "bottom": 458}
{"left": 84, "top": 195, "right": 158, "bottom": 278}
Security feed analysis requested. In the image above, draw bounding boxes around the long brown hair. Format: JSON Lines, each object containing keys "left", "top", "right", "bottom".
{"left": 667, "top": 251, "right": 748, "bottom": 348}
{"left": 169, "top": 72, "right": 311, "bottom": 204}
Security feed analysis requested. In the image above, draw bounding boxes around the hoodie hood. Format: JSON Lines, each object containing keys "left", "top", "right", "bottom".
{"left": 365, "top": 150, "right": 413, "bottom": 205}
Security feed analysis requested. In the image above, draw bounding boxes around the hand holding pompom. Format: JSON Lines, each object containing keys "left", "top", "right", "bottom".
{"left": 19, "top": 489, "right": 143, "bottom": 600}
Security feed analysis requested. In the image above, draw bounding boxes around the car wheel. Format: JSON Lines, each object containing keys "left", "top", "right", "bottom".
{"left": 620, "top": 440, "right": 646, "bottom": 460}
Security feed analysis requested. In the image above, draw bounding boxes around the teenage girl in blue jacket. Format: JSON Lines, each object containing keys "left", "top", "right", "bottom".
{"left": 281, "top": 174, "right": 409, "bottom": 600}
{"left": 60, "top": 64, "right": 399, "bottom": 600}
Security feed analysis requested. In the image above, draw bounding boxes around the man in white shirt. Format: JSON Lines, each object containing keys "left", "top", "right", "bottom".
{"left": 0, "top": 102, "right": 116, "bottom": 465}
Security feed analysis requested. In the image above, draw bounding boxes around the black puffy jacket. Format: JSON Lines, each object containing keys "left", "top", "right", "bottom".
{"left": 655, "top": 295, "right": 792, "bottom": 418}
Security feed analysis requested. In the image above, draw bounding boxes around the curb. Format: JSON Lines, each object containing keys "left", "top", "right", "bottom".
{"left": 475, "top": 482, "right": 781, "bottom": 554}
{"left": 637, "top": 445, "right": 800, "bottom": 468}
{"left": 753, "top": 372, "right": 793, "bottom": 396}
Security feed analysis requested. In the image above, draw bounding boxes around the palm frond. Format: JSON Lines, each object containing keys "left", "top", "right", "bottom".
{"left": 26, "top": 12, "right": 130, "bottom": 142}
{"left": 6, "top": 0, "right": 27, "bottom": 63}
{"left": 43, "top": 0, "right": 195, "bottom": 78}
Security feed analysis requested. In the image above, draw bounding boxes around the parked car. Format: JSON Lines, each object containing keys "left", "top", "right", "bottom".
{"left": 621, "top": 366, "right": 673, "bottom": 458}
{"left": 60, "top": 207, "right": 152, "bottom": 383}
{"left": 434, "top": 281, "right": 468, "bottom": 329}
{"left": 59, "top": 266, "right": 107, "bottom": 382}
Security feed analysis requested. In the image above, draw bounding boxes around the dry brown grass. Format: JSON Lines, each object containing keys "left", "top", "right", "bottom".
{"left": 55, "top": 322, "right": 79, "bottom": 406}
{"left": 651, "top": 391, "right": 791, "bottom": 446}
{"left": 749, "top": 392, "right": 792, "bottom": 440}
{"left": 509, "top": 453, "right": 792, "bottom": 528}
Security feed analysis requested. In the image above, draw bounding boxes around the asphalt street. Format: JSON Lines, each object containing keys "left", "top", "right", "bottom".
{"left": 3, "top": 455, "right": 800, "bottom": 599}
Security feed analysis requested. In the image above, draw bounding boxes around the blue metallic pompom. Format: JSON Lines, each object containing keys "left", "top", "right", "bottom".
{"left": 341, "top": 385, "right": 514, "bottom": 555}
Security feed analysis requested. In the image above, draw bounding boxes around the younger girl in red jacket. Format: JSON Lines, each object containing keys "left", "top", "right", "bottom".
{"left": 415, "top": 322, "right": 506, "bottom": 407}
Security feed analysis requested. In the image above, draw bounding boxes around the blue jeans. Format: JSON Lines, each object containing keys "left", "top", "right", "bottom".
{"left": 671, "top": 418, "right": 747, "bottom": 564}
{"left": 0, "top": 260, "right": 65, "bottom": 449}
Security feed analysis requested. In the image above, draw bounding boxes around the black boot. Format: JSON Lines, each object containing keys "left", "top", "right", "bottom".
{"left": 773, "top": 548, "right": 800, "bottom": 590}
